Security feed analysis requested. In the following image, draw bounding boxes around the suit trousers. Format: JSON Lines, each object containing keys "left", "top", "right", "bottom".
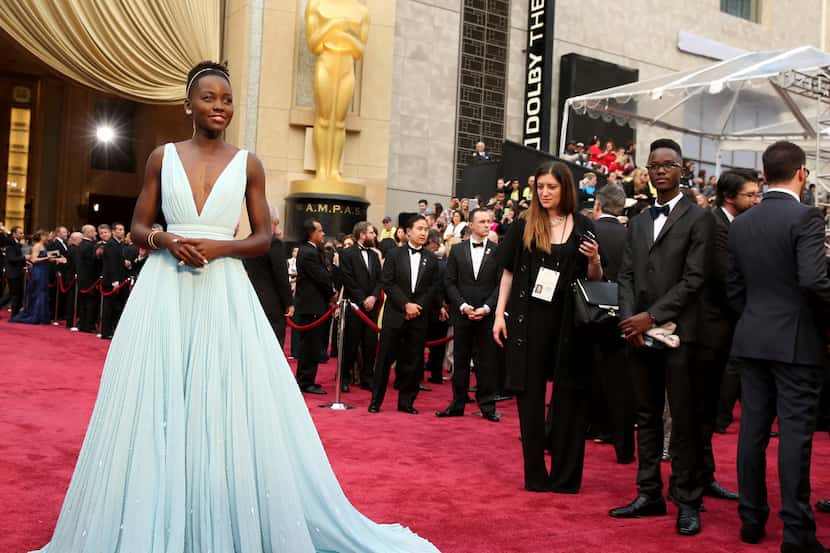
{"left": 736, "top": 358, "right": 822, "bottom": 546}
{"left": 340, "top": 309, "right": 377, "bottom": 387}
{"left": 101, "top": 287, "right": 128, "bottom": 338}
{"left": 716, "top": 360, "right": 741, "bottom": 429}
{"left": 263, "top": 310, "right": 286, "bottom": 349}
{"left": 425, "top": 318, "right": 448, "bottom": 383}
{"left": 593, "top": 339, "right": 635, "bottom": 461}
{"left": 630, "top": 344, "right": 703, "bottom": 507}
{"left": 450, "top": 316, "right": 497, "bottom": 414}
{"left": 78, "top": 288, "right": 99, "bottom": 333}
{"left": 696, "top": 344, "right": 730, "bottom": 486}
{"left": 295, "top": 313, "right": 326, "bottom": 389}
{"left": 0, "top": 277, "right": 23, "bottom": 317}
{"left": 371, "top": 321, "right": 425, "bottom": 409}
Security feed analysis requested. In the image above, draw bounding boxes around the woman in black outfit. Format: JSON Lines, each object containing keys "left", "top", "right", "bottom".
{"left": 493, "top": 160, "right": 603, "bottom": 493}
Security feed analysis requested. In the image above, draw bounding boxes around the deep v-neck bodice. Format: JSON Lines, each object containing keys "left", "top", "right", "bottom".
{"left": 161, "top": 143, "right": 248, "bottom": 232}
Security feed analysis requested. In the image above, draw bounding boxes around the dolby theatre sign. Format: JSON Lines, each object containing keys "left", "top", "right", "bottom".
{"left": 522, "top": 0, "right": 555, "bottom": 151}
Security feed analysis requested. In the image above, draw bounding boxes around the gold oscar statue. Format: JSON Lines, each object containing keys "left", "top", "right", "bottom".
{"left": 293, "top": 0, "right": 369, "bottom": 198}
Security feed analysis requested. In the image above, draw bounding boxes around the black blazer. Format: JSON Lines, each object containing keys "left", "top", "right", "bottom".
{"left": 618, "top": 195, "right": 713, "bottom": 343}
{"left": 445, "top": 239, "right": 500, "bottom": 325}
{"left": 339, "top": 244, "right": 382, "bottom": 311}
{"left": 728, "top": 191, "right": 830, "bottom": 366}
{"left": 294, "top": 241, "right": 335, "bottom": 315}
{"left": 3, "top": 241, "right": 24, "bottom": 279}
{"left": 380, "top": 245, "right": 439, "bottom": 329}
{"left": 593, "top": 216, "right": 626, "bottom": 282}
{"left": 102, "top": 238, "right": 128, "bottom": 288}
{"left": 243, "top": 237, "right": 293, "bottom": 317}
{"left": 700, "top": 207, "right": 735, "bottom": 351}
{"left": 78, "top": 239, "right": 98, "bottom": 288}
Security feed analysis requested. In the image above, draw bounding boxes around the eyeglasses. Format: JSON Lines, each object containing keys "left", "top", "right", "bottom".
{"left": 646, "top": 162, "right": 682, "bottom": 172}
{"left": 737, "top": 192, "right": 761, "bottom": 199}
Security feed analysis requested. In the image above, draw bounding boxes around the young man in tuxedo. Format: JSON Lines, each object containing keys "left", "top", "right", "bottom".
{"left": 728, "top": 142, "right": 830, "bottom": 553}
{"left": 101, "top": 222, "right": 129, "bottom": 339}
{"left": 0, "top": 226, "right": 25, "bottom": 317}
{"left": 294, "top": 219, "right": 336, "bottom": 395}
{"left": 77, "top": 225, "right": 100, "bottom": 333}
{"left": 611, "top": 139, "right": 713, "bottom": 537}
{"left": 589, "top": 184, "right": 635, "bottom": 463}
{"left": 696, "top": 171, "right": 761, "bottom": 503}
{"left": 338, "top": 221, "right": 382, "bottom": 392}
{"left": 369, "top": 215, "right": 441, "bottom": 414}
{"left": 436, "top": 208, "right": 500, "bottom": 422}
{"left": 243, "top": 208, "right": 293, "bottom": 348}
{"left": 424, "top": 228, "right": 450, "bottom": 387}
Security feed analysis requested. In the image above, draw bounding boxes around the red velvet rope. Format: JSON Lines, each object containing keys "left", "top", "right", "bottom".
{"left": 100, "top": 279, "right": 131, "bottom": 296}
{"left": 285, "top": 303, "right": 338, "bottom": 331}
{"left": 347, "top": 300, "right": 453, "bottom": 348}
{"left": 79, "top": 278, "right": 102, "bottom": 295}
{"left": 57, "top": 273, "right": 77, "bottom": 294}
{"left": 425, "top": 334, "right": 454, "bottom": 347}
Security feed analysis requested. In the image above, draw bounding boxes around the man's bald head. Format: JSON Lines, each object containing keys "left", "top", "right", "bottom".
{"left": 81, "top": 225, "right": 96, "bottom": 239}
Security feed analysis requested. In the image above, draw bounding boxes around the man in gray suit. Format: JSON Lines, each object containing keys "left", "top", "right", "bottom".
{"left": 728, "top": 141, "right": 830, "bottom": 553}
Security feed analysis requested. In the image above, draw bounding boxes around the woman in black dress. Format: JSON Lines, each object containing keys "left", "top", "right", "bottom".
{"left": 493, "top": 160, "right": 603, "bottom": 493}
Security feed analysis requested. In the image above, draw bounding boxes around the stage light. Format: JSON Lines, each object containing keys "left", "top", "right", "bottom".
{"left": 93, "top": 203, "right": 100, "bottom": 212}
{"left": 96, "top": 125, "right": 115, "bottom": 144}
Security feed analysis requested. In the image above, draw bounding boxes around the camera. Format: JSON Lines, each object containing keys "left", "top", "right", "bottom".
{"left": 578, "top": 230, "right": 596, "bottom": 244}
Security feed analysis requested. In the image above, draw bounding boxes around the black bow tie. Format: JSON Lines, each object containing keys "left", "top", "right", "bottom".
{"left": 649, "top": 205, "right": 670, "bottom": 219}
{"left": 407, "top": 245, "right": 422, "bottom": 255}
{"left": 358, "top": 245, "right": 369, "bottom": 251}
{"left": 472, "top": 242, "right": 484, "bottom": 248}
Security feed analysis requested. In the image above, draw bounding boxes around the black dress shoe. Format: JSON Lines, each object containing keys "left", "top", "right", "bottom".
{"left": 359, "top": 383, "right": 372, "bottom": 391}
{"left": 704, "top": 480, "right": 738, "bottom": 500}
{"left": 817, "top": 500, "right": 830, "bottom": 513}
{"left": 302, "top": 385, "right": 327, "bottom": 395}
{"left": 616, "top": 455, "right": 636, "bottom": 465}
{"left": 495, "top": 394, "right": 514, "bottom": 402}
{"left": 398, "top": 406, "right": 418, "bottom": 415}
{"left": 781, "top": 541, "right": 827, "bottom": 553}
{"left": 419, "top": 384, "right": 432, "bottom": 392}
{"left": 525, "top": 483, "right": 554, "bottom": 492}
{"left": 427, "top": 378, "right": 443, "bottom": 384}
{"left": 481, "top": 411, "right": 501, "bottom": 423}
{"left": 368, "top": 403, "right": 380, "bottom": 413}
{"left": 740, "top": 523, "right": 765, "bottom": 544}
{"left": 609, "top": 496, "right": 667, "bottom": 518}
{"left": 340, "top": 383, "right": 350, "bottom": 393}
{"left": 676, "top": 507, "right": 701, "bottom": 536}
{"left": 435, "top": 408, "right": 464, "bottom": 418}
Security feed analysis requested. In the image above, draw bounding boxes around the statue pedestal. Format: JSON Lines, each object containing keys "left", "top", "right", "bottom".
{"left": 284, "top": 178, "right": 369, "bottom": 242}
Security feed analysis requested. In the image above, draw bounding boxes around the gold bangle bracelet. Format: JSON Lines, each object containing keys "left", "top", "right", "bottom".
{"left": 147, "top": 230, "right": 160, "bottom": 250}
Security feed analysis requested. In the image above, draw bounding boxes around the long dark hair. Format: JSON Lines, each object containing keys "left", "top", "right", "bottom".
{"left": 521, "top": 161, "right": 577, "bottom": 254}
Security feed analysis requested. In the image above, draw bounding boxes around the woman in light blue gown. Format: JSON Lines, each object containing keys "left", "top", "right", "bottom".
{"left": 31, "top": 61, "right": 440, "bottom": 553}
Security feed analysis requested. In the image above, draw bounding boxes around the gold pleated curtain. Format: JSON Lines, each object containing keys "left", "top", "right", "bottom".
{"left": 0, "top": 0, "right": 221, "bottom": 103}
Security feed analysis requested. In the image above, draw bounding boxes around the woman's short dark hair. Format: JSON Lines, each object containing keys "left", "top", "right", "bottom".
{"left": 763, "top": 141, "right": 806, "bottom": 184}
{"left": 716, "top": 170, "right": 758, "bottom": 207}
{"left": 186, "top": 61, "right": 230, "bottom": 99}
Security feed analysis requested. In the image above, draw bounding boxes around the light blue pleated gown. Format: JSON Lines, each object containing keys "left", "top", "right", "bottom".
{"left": 31, "top": 143, "right": 440, "bottom": 553}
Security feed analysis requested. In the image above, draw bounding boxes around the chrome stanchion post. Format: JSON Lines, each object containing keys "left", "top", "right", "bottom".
{"left": 96, "top": 277, "right": 103, "bottom": 338}
{"left": 70, "top": 273, "right": 79, "bottom": 331}
{"left": 22, "top": 267, "right": 29, "bottom": 309}
{"left": 320, "top": 298, "right": 353, "bottom": 410}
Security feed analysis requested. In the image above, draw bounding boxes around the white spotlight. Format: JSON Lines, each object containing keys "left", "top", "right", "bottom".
{"left": 96, "top": 126, "right": 115, "bottom": 143}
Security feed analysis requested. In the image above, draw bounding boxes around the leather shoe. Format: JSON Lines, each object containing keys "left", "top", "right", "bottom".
{"left": 609, "top": 496, "right": 667, "bottom": 518}
{"left": 481, "top": 411, "right": 501, "bottom": 423}
{"left": 368, "top": 403, "right": 380, "bottom": 413}
{"left": 427, "top": 378, "right": 443, "bottom": 384}
{"left": 740, "top": 523, "right": 765, "bottom": 544}
{"left": 816, "top": 499, "right": 830, "bottom": 513}
{"left": 781, "top": 541, "right": 827, "bottom": 553}
{"left": 495, "top": 394, "right": 514, "bottom": 402}
{"left": 435, "top": 407, "right": 464, "bottom": 418}
{"left": 419, "top": 384, "right": 432, "bottom": 392}
{"left": 302, "top": 385, "right": 327, "bottom": 395}
{"left": 676, "top": 507, "right": 701, "bottom": 536}
{"left": 398, "top": 406, "right": 419, "bottom": 415}
{"left": 704, "top": 480, "right": 738, "bottom": 500}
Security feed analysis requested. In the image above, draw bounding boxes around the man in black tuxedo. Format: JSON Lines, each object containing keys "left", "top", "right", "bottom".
{"left": 436, "top": 208, "right": 500, "bottom": 422}
{"left": 77, "top": 224, "right": 100, "bottom": 333}
{"left": 589, "top": 184, "right": 635, "bottom": 463}
{"left": 338, "top": 221, "right": 382, "bottom": 391}
{"left": 369, "top": 215, "right": 441, "bottom": 414}
{"left": 101, "top": 223, "right": 129, "bottom": 339}
{"left": 0, "top": 226, "right": 25, "bottom": 317}
{"left": 64, "top": 231, "right": 82, "bottom": 328}
{"left": 728, "top": 141, "right": 830, "bottom": 553}
{"left": 243, "top": 209, "right": 293, "bottom": 348}
{"left": 697, "top": 171, "right": 761, "bottom": 504}
{"left": 424, "top": 229, "right": 450, "bottom": 386}
{"left": 611, "top": 139, "right": 713, "bottom": 537}
{"left": 294, "top": 219, "right": 336, "bottom": 395}
{"left": 48, "top": 226, "right": 70, "bottom": 321}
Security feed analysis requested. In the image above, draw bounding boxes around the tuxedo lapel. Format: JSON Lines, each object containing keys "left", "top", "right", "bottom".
{"left": 414, "top": 251, "right": 428, "bottom": 291}
{"left": 652, "top": 199, "right": 690, "bottom": 250}
{"left": 641, "top": 213, "right": 655, "bottom": 251}
{"left": 463, "top": 241, "right": 475, "bottom": 280}
{"left": 401, "top": 247, "right": 413, "bottom": 293}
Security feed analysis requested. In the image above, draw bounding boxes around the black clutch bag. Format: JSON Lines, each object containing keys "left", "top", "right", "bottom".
{"left": 572, "top": 279, "right": 619, "bottom": 329}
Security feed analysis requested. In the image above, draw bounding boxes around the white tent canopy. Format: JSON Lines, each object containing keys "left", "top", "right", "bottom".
{"left": 559, "top": 46, "right": 830, "bottom": 163}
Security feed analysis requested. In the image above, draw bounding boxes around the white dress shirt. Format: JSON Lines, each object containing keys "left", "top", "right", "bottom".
{"left": 358, "top": 243, "right": 369, "bottom": 269}
{"left": 407, "top": 242, "right": 421, "bottom": 294}
{"left": 720, "top": 206, "right": 735, "bottom": 223}
{"left": 653, "top": 191, "right": 684, "bottom": 241}
{"left": 459, "top": 238, "right": 491, "bottom": 315}
{"left": 767, "top": 187, "right": 801, "bottom": 202}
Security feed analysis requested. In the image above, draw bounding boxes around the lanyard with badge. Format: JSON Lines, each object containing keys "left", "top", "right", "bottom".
{"left": 531, "top": 216, "right": 567, "bottom": 302}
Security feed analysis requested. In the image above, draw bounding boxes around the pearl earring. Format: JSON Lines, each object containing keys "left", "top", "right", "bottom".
{"left": 186, "top": 109, "right": 192, "bottom": 115}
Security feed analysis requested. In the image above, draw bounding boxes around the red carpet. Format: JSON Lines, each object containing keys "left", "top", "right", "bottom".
{"left": 2, "top": 314, "right": 830, "bottom": 553}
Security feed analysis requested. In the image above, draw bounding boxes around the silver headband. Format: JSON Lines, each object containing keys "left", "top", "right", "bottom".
{"left": 186, "top": 67, "right": 229, "bottom": 97}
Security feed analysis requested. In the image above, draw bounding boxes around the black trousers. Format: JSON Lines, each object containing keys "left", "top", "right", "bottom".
{"left": 371, "top": 321, "right": 425, "bottom": 410}
{"left": 716, "top": 359, "right": 741, "bottom": 429}
{"left": 450, "top": 316, "right": 497, "bottom": 414}
{"left": 696, "top": 344, "right": 730, "bottom": 487}
{"left": 64, "top": 283, "right": 77, "bottom": 328}
{"left": 101, "top": 286, "right": 128, "bottom": 338}
{"left": 630, "top": 344, "right": 703, "bottom": 507}
{"left": 736, "top": 358, "right": 822, "bottom": 546}
{"left": 340, "top": 308, "right": 377, "bottom": 387}
{"left": 425, "top": 318, "right": 448, "bottom": 383}
{"left": 0, "top": 277, "right": 23, "bottom": 317}
{"left": 295, "top": 313, "right": 325, "bottom": 389}
{"left": 592, "top": 340, "right": 635, "bottom": 461}
{"left": 77, "top": 288, "right": 99, "bottom": 333}
{"left": 264, "top": 310, "right": 287, "bottom": 349}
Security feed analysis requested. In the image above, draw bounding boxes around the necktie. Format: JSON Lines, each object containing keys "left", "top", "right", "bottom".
{"left": 472, "top": 242, "right": 484, "bottom": 248}
{"left": 407, "top": 245, "right": 422, "bottom": 255}
{"left": 649, "top": 205, "right": 670, "bottom": 219}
